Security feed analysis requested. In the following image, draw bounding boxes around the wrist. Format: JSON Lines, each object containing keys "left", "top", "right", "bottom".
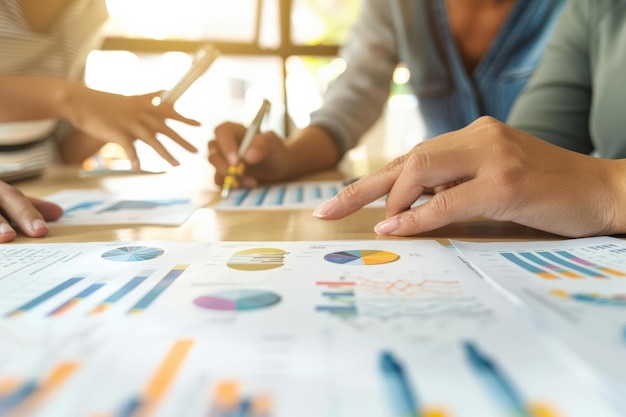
{"left": 55, "top": 80, "right": 83, "bottom": 124}
{"left": 284, "top": 126, "right": 341, "bottom": 178}
{"left": 605, "top": 158, "right": 626, "bottom": 234}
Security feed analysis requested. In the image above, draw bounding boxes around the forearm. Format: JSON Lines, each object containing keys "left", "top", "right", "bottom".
{"left": 57, "top": 129, "right": 104, "bottom": 164}
{"left": 284, "top": 125, "right": 342, "bottom": 178}
{"left": 0, "top": 74, "right": 81, "bottom": 122}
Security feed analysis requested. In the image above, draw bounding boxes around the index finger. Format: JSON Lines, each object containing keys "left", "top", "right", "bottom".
{"left": 0, "top": 186, "right": 52, "bottom": 238}
{"left": 313, "top": 155, "right": 408, "bottom": 220}
{"left": 213, "top": 122, "right": 247, "bottom": 166}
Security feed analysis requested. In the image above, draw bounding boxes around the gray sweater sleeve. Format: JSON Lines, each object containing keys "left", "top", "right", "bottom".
{"left": 308, "top": 0, "right": 399, "bottom": 156}
{"left": 507, "top": 0, "right": 594, "bottom": 154}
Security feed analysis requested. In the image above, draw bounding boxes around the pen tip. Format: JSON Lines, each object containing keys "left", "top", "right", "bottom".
{"left": 221, "top": 188, "right": 230, "bottom": 199}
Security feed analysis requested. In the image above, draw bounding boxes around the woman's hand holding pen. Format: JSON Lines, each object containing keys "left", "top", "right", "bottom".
{"left": 208, "top": 121, "right": 291, "bottom": 188}
{"left": 61, "top": 84, "right": 200, "bottom": 169}
{"left": 313, "top": 117, "right": 626, "bottom": 238}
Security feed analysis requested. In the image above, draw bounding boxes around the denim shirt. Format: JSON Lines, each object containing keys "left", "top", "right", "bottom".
{"left": 310, "top": 0, "right": 568, "bottom": 155}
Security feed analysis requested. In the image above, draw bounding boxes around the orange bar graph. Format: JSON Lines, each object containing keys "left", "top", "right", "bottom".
{"left": 250, "top": 392, "right": 273, "bottom": 415}
{"left": 537, "top": 272, "right": 559, "bottom": 280}
{"left": 214, "top": 380, "right": 240, "bottom": 411}
{"left": 209, "top": 380, "right": 274, "bottom": 417}
{"left": 599, "top": 267, "right": 626, "bottom": 277}
{"left": 8, "top": 361, "right": 79, "bottom": 417}
{"left": 0, "top": 378, "right": 21, "bottom": 396}
{"left": 559, "top": 271, "right": 582, "bottom": 279}
{"left": 138, "top": 339, "right": 194, "bottom": 417}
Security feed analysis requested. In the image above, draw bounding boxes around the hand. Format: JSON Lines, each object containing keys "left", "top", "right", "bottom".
{"left": 0, "top": 181, "right": 63, "bottom": 242}
{"left": 64, "top": 86, "right": 200, "bottom": 169}
{"left": 313, "top": 117, "right": 626, "bottom": 238}
{"left": 208, "top": 122, "right": 291, "bottom": 188}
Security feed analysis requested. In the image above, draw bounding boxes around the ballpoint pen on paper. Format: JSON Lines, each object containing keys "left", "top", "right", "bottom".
{"left": 221, "top": 99, "right": 272, "bottom": 199}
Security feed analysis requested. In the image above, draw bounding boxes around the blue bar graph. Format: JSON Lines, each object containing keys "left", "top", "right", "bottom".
{"left": 6, "top": 276, "right": 85, "bottom": 317}
{"left": 315, "top": 305, "right": 357, "bottom": 314}
{"left": 116, "top": 397, "right": 142, "bottom": 417}
{"left": 274, "top": 187, "right": 286, "bottom": 205}
{"left": 48, "top": 282, "right": 106, "bottom": 317}
{"left": 90, "top": 270, "right": 155, "bottom": 315}
{"left": 380, "top": 351, "right": 420, "bottom": 417}
{"left": 233, "top": 189, "right": 251, "bottom": 206}
{"left": 128, "top": 265, "right": 188, "bottom": 314}
{"left": 0, "top": 380, "right": 37, "bottom": 413}
{"left": 254, "top": 188, "right": 269, "bottom": 206}
{"left": 537, "top": 251, "right": 606, "bottom": 278}
{"left": 463, "top": 341, "right": 531, "bottom": 417}
{"left": 500, "top": 253, "right": 558, "bottom": 279}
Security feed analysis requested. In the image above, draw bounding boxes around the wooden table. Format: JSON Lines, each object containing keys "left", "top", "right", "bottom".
{"left": 12, "top": 161, "right": 560, "bottom": 245}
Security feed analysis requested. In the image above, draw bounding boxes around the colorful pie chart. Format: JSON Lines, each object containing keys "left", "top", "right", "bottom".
{"left": 193, "top": 290, "right": 281, "bottom": 311}
{"left": 101, "top": 246, "right": 165, "bottom": 262}
{"left": 324, "top": 250, "right": 400, "bottom": 265}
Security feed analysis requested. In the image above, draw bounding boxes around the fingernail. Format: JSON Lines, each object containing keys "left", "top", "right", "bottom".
{"left": 0, "top": 223, "right": 14, "bottom": 235}
{"left": 313, "top": 198, "right": 338, "bottom": 218}
{"left": 227, "top": 152, "right": 239, "bottom": 166}
{"left": 244, "top": 148, "right": 260, "bottom": 163}
{"left": 374, "top": 217, "right": 399, "bottom": 234}
{"left": 31, "top": 219, "right": 48, "bottom": 233}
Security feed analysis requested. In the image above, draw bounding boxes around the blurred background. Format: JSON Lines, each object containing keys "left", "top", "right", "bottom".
{"left": 86, "top": 0, "right": 425, "bottom": 173}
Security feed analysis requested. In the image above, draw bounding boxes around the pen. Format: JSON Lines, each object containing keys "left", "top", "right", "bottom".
{"left": 221, "top": 99, "right": 271, "bottom": 199}
{"left": 342, "top": 176, "right": 362, "bottom": 187}
{"left": 155, "top": 43, "right": 219, "bottom": 105}
{"left": 380, "top": 350, "right": 420, "bottom": 417}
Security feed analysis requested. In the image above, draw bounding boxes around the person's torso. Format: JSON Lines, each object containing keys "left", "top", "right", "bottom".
{"left": 589, "top": 0, "right": 626, "bottom": 158}
{"left": 390, "top": 0, "right": 568, "bottom": 139}
{"left": 0, "top": 0, "right": 108, "bottom": 145}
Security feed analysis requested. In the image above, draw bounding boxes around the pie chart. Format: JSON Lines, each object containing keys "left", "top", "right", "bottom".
{"left": 193, "top": 290, "right": 281, "bottom": 311}
{"left": 227, "top": 248, "right": 287, "bottom": 271}
{"left": 101, "top": 246, "right": 165, "bottom": 262}
{"left": 324, "top": 250, "right": 400, "bottom": 265}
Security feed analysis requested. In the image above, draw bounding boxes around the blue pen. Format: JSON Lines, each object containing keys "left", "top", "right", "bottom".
{"left": 463, "top": 341, "right": 531, "bottom": 417}
{"left": 380, "top": 350, "right": 420, "bottom": 417}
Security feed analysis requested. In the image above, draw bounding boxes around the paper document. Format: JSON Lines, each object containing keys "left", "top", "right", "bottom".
{"left": 453, "top": 236, "right": 626, "bottom": 404}
{"left": 45, "top": 189, "right": 202, "bottom": 226}
{"left": 0, "top": 240, "right": 619, "bottom": 417}
{"left": 214, "top": 180, "right": 431, "bottom": 210}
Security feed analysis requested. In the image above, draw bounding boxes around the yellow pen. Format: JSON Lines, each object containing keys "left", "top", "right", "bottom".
{"left": 221, "top": 99, "right": 271, "bottom": 199}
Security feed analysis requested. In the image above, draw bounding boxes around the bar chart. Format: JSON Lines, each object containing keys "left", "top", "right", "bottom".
{"left": 208, "top": 380, "right": 272, "bottom": 417}
{"left": 315, "top": 277, "right": 490, "bottom": 328}
{"left": 111, "top": 339, "right": 194, "bottom": 417}
{"left": 3, "top": 266, "right": 185, "bottom": 318}
{"left": 6, "top": 275, "right": 85, "bottom": 318}
{"left": 550, "top": 289, "right": 626, "bottom": 306}
{"left": 499, "top": 250, "right": 626, "bottom": 280}
{"left": 0, "top": 361, "right": 79, "bottom": 417}
{"left": 89, "top": 270, "right": 155, "bottom": 315}
{"left": 128, "top": 265, "right": 188, "bottom": 314}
